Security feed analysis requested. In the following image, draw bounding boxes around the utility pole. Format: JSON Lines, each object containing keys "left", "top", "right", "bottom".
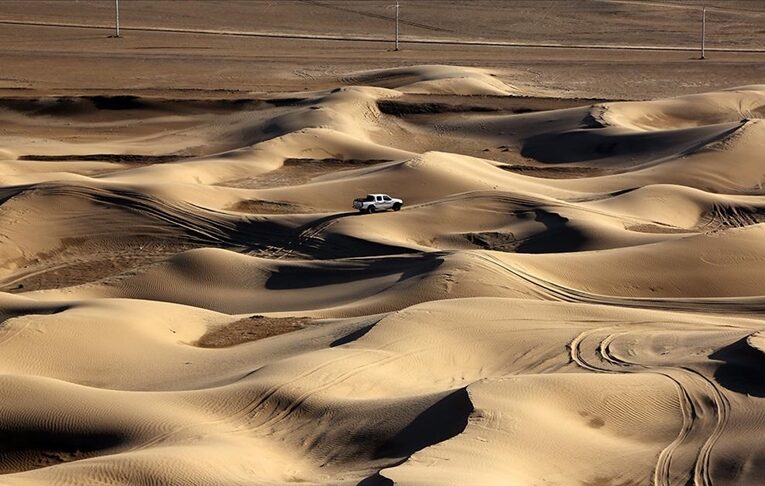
{"left": 700, "top": 7, "right": 706, "bottom": 59}
{"left": 114, "top": 0, "right": 121, "bottom": 38}
{"left": 394, "top": 1, "right": 400, "bottom": 51}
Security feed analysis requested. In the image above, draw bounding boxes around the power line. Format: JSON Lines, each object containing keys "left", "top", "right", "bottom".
{"left": 700, "top": 7, "right": 706, "bottom": 60}
{"left": 1, "top": 17, "right": 763, "bottom": 54}
{"left": 394, "top": 1, "right": 400, "bottom": 51}
{"left": 596, "top": 0, "right": 765, "bottom": 18}
{"left": 113, "top": 0, "right": 120, "bottom": 38}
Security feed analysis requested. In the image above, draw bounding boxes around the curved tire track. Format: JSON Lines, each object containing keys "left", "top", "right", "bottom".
{"left": 473, "top": 252, "right": 765, "bottom": 315}
{"left": 570, "top": 327, "right": 731, "bottom": 486}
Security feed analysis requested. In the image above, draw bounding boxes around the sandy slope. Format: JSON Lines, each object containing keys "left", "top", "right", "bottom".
{"left": 3, "top": 65, "right": 765, "bottom": 485}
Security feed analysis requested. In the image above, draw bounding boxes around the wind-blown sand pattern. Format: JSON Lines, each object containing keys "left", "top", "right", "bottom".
{"left": 2, "top": 65, "right": 765, "bottom": 485}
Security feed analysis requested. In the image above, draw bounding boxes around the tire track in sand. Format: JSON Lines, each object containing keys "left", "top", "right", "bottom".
{"left": 473, "top": 252, "right": 765, "bottom": 315}
{"left": 571, "top": 326, "right": 732, "bottom": 486}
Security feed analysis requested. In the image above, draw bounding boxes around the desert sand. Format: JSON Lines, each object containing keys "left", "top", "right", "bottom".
{"left": 3, "top": 2, "right": 765, "bottom": 485}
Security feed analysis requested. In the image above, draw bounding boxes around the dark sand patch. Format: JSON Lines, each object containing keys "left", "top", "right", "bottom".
{"left": 465, "top": 231, "right": 518, "bottom": 252}
{"left": 499, "top": 164, "right": 606, "bottom": 179}
{"left": 626, "top": 224, "right": 696, "bottom": 234}
{"left": 196, "top": 315, "right": 312, "bottom": 348}
{"left": 1, "top": 240, "right": 199, "bottom": 293}
{"left": 230, "top": 199, "right": 313, "bottom": 214}
{"left": 377, "top": 95, "right": 610, "bottom": 117}
{"left": 19, "top": 154, "right": 190, "bottom": 164}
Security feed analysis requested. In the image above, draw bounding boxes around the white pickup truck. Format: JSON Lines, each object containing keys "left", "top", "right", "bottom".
{"left": 352, "top": 193, "right": 403, "bottom": 213}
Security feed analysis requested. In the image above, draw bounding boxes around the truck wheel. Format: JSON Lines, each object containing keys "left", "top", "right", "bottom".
{"left": 393, "top": 203, "right": 401, "bottom": 211}
{"left": 367, "top": 205, "right": 376, "bottom": 214}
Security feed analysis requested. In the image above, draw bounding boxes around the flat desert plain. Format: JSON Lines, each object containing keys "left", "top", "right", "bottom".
{"left": 2, "top": 1, "right": 765, "bottom": 485}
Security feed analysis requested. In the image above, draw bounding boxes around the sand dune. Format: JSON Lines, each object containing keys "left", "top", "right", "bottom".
{"left": 3, "top": 64, "right": 765, "bottom": 485}
{"left": 339, "top": 65, "right": 546, "bottom": 97}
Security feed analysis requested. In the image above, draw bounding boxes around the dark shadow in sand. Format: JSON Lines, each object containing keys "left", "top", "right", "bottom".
{"left": 331, "top": 323, "right": 377, "bottom": 347}
{"left": 711, "top": 336, "right": 765, "bottom": 398}
{"left": 356, "top": 388, "right": 473, "bottom": 485}
{"left": 237, "top": 210, "right": 417, "bottom": 259}
{"left": 0, "top": 428, "right": 125, "bottom": 473}
{"left": 266, "top": 252, "right": 443, "bottom": 290}
{"left": 515, "top": 209, "right": 589, "bottom": 253}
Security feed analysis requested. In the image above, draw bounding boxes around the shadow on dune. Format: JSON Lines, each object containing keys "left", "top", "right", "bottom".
{"left": 357, "top": 388, "right": 473, "bottom": 485}
{"left": 236, "top": 211, "right": 419, "bottom": 259}
{"left": 318, "top": 233, "right": 419, "bottom": 259}
{"left": 374, "top": 388, "right": 472, "bottom": 458}
{"left": 0, "top": 305, "right": 70, "bottom": 328}
{"left": 0, "top": 95, "right": 149, "bottom": 116}
{"left": 515, "top": 209, "right": 589, "bottom": 253}
{"left": 467, "top": 209, "right": 588, "bottom": 254}
{"left": 358, "top": 473, "right": 393, "bottom": 486}
{"left": 0, "top": 95, "right": 308, "bottom": 118}
{"left": 711, "top": 337, "right": 765, "bottom": 398}
{"left": 0, "top": 428, "right": 125, "bottom": 473}
{"left": 293, "top": 211, "right": 361, "bottom": 231}
{"left": 520, "top": 122, "right": 743, "bottom": 166}
{"left": 266, "top": 253, "right": 444, "bottom": 290}
{"left": 330, "top": 322, "right": 377, "bottom": 347}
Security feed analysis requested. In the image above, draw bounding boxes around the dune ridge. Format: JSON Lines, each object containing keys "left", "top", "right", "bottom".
{"left": 3, "top": 65, "right": 765, "bottom": 485}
